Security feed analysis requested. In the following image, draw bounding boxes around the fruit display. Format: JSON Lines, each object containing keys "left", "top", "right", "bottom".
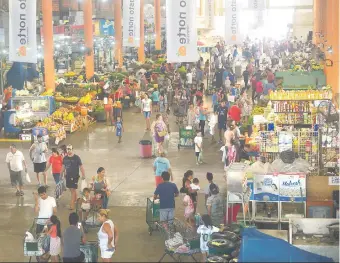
{"left": 269, "top": 89, "right": 332, "bottom": 101}
{"left": 251, "top": 106, "right": 265, "bottom": 115}
{"left": 55, "top": 95, "right": 80, "bottom": 103}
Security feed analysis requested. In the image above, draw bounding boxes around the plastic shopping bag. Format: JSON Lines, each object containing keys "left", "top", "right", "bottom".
{"left": 55, "top": 180, "right": 64, "bottom": 199}
{"left": 80, "top": 179, "right": 87, "bottom": 192}
{"left": 25, "top": 173, "right": 31, "bottom": 183}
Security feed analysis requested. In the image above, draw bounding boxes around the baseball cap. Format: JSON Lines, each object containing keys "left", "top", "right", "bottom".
{"left": 209, "top": 183, "right": 219, "bottom": 195}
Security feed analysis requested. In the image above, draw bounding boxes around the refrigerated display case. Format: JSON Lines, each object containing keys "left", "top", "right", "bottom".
{"left": 10, "top": 96, "right": 55, "bottom": 118}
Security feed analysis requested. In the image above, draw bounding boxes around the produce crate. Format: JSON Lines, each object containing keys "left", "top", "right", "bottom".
{"left": 63, "top": 122, "right": 78, "bottom": 133}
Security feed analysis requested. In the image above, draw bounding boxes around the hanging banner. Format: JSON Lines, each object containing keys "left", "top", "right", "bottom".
{"left": 206, "top": 0, "right": 214, "bottom": 29}
{"left": 9, "top": 0, "right": 37, "bottom": 63}
{"left": 123, "top": 0, "right": 140, "bottom": 47}
{"left": 166, "top": 0, "right": 198, "bottom": 63}
{"left": 248, "top": 0, "right": 265, "bottom": 29}
{"left": 225, "top": 0, "right": 243, "bottom": 45}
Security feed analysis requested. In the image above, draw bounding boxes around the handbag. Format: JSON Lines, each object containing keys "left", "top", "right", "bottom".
{"left": 157, "top": 130, "right": 167, "bottom": 137}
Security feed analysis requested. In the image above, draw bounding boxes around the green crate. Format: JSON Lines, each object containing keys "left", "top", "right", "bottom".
{"left": 180, "top": 128, "right": 195, "bottom": 139}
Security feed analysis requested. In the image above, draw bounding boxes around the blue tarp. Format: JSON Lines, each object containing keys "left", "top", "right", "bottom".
{"left": 238, "top": 227, "right": 334, "bottom": 263}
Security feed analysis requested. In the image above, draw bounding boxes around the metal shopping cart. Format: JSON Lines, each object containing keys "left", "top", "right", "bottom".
{"left": 146, "top": 197, "right": 160, "bottom": 235}
{"left": 80, "top": 241, "right": 99, "bottom": 263}
{"left": 76, "top": 191, "right": 104, "bottom": 233}
{"left": 23, "top": 218, "right": 56, "bottom": 263}
{"left": 178, "top": 126, "right": 195, "bottom": 150}
{"left": 156, "top": 218, "right": 200, "bottom": 262}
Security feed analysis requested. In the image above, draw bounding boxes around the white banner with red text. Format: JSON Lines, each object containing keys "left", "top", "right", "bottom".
{"left": 9, "top": 0, "right": 37, "bottom": 63}
{"left": 225, "top": 0, "right": 243, "bottom": 45}
{"left": 166, "top": 0, "right": 199, "bottom": 63}
{"left": 123, "top": 0, "right": 141, "bottom": 47}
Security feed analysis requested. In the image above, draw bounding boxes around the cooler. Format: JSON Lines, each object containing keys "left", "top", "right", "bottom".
{"left": 139, "top": 140, "right": 152, "bottom": 158}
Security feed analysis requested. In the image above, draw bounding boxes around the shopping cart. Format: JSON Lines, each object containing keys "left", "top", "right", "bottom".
{"left": 80, "top": 241, "right": 99, "bottom": 263}
{"left": 23, "top": 218, "right": 57, "bottom": 263}
{"left": 156, "top": 218, "right": 200, "bottom": 262}
{"left": 178, "top": 126, "right": 195, "bottom": 150}
{"left": 146, "top": 197, "right": 160, "bottom": 235}
{"left": 76, "top": 192, "right": 103, "bottom": 233}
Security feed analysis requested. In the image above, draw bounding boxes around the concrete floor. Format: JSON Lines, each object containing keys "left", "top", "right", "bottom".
{"left": 0, "top": 107, "right": 226, "bottom": 262}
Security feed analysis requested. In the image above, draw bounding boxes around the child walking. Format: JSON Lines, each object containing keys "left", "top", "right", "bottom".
{"left": 183, "top": 189, "right": 195, "bottom": 227}
{"left": 46, "top": 215, "right": 61, "bottom": 262}
{"left": 197, "top": 214, "right": 220, "bottom": 263}
{"left": 114, "top": 116, "right": 124, "bottom": 143}
{"left": 194, "top": 132, "right": 203, "bottom": 165}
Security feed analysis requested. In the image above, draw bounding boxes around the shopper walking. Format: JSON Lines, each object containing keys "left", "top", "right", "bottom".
{"left": 45, "top": 148, "right": 63, "bottom": 184}
{"left": 206, "top": 183, "right": 224, "bottom": 226}
{"left": 153, "top": 114, "right": 167, "bottom": 154}
{"left": 154, "top": 171, "right": 179, "bottom": 223}
{"left": 198, "top": 103, "right": 207, "bottom": 137}
{"left": 29, "top": 135, "right": 48, "bottom": 187}
{"left": 141, "top": 94, "right": 152, "bottom": 131}
{"left": 153, "top": 152, "right": 172, "bottom": 187}
{"left": 61, "top": 145, "right": 85, "bottom": 210}
{"left": 91, "top": 167, "right": 110, "bottom": 209}
{"left": 34, "top": 186, "right": 57, "bottom": 235}
{"left": 63, "top": 212, "right": 86, "bottom": 262}
{"left": 97, "top": 209, "right": 119, "bottom": 263}
{"left": 216, "top": 100, "right": 228, "bottom": 144}
{"left": 6, "top": 144, "right": 27, "bottom": 196}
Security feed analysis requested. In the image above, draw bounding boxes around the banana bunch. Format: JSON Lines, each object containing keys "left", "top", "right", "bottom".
{"left": 252, "top": 106, "right": 265, "bottom": 115}
{"left": 79, "top": 94, "right": 92, "bottom": 105}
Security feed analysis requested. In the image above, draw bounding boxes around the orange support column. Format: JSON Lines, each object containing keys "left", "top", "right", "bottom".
{"left": 323, "top": 0, "right": 339, "bottom": 104}
{"left": 83, "top": 0, "right": 94, "bottom": 79}
{"left": 138, "top": 0, "right": 145, "bottom": 63}
{"left": 154, "top": 0, "right": 161, "bottom": 50}
{"left": 114, "top": 0, "right": 123, "bottom": 68}
{"left": 42, "top": 0, "right": 55, "bottom": 91}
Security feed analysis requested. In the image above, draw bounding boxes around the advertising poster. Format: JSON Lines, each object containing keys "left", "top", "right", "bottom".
{"left": 279, "top": 174, "right": 306, "bottom": 202}
{"left": 166, "top": 0, "right": 198, "bottom": 62}
{"left": 225, "top": 0, "right": 243, "bottom": 45}
{"left": 9, "top": 0, "right": 37, "bottom": 63}
{"left": 123, "top": 0, "right": 140, "bottom": 47}
{"left": 248, "top": 0, "right": 266, "bottom": 29}
{"left": 254, "top": 174, "right": 279, "bottom": 201}
{"left": 206, "top": 0, "right": 214, "bottom": 28}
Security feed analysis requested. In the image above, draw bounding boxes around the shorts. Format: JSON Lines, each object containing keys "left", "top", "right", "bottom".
{"left": 195, "top": 152, "right": 200, "bottom": 157}
{"left": 143, "top": 111, "right": 151, "bottom": 118}
{"left": 159, "top": 208, "right": 175, "bottom": 222}
{"left": 66, "top": 176, "right": 80, "bottom": 189}
{"left": 218, "top": 122, "right": 226, "bottom": 130}
{"left": 100, "top": 247, "right": 115, "bottom": 259}
{"left": 155, "top": 176, "right": 164, "bottom": 187}
{"left": 50, "top": 236, "right": 61, "bottom": 256}
{"left": 152, "top": 101, "right": 159, "bottom": 106}
{"left": 213, "top": 104, "right": 218, "bottom": 112}
{"left": 10, "top": 170, "right": 23, "bottom": 187}
{"left": 34, "top": 162, "right": 46, "bottom": 173}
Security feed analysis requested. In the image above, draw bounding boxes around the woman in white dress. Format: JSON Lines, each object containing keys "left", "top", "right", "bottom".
{"left": 97, "top": 209, "right": 119, "bottom": 262}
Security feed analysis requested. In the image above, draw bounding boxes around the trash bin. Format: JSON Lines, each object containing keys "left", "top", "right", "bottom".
{"left": 139, "top": 140, "right": 152, "bottom": 158}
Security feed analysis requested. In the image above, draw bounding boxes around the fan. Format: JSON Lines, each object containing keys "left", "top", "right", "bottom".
{"left": 317, "top": 100, "right": 339, "bottom": 127}
{"left": 144, "top": 4, "right": 154, "bottom": 19}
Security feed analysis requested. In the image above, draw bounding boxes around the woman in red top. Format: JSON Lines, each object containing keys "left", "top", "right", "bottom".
{"left": 228, "top": 104, "right": 241, "bottom": 122}
{"left": 45, "top": 148, "right": 63, "bottom": 184}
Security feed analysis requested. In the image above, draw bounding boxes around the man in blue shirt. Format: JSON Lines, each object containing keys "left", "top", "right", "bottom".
{"left": 215, "top": 100, "right": 228, "bottom": 144}
{"left": 154, "top": 172, "right": 179, "bottom": 223}
{"left": 263, "top": 81, "right": 276, "bottom": 96}
{"left": 153, "top": 152, "right": 172, "bottom": 187}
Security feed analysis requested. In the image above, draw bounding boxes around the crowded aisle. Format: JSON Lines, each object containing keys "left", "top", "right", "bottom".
{"left": 0, "top": 0, "right": 339, "bottom": 262}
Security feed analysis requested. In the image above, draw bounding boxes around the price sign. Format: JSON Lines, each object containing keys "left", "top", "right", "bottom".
{"left": 329, "top": 176, "right": 340, "bottom": 186}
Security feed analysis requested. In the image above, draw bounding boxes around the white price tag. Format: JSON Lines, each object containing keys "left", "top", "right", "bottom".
{"left": 328, "top": 176, "right": 340, "bottom": 186}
